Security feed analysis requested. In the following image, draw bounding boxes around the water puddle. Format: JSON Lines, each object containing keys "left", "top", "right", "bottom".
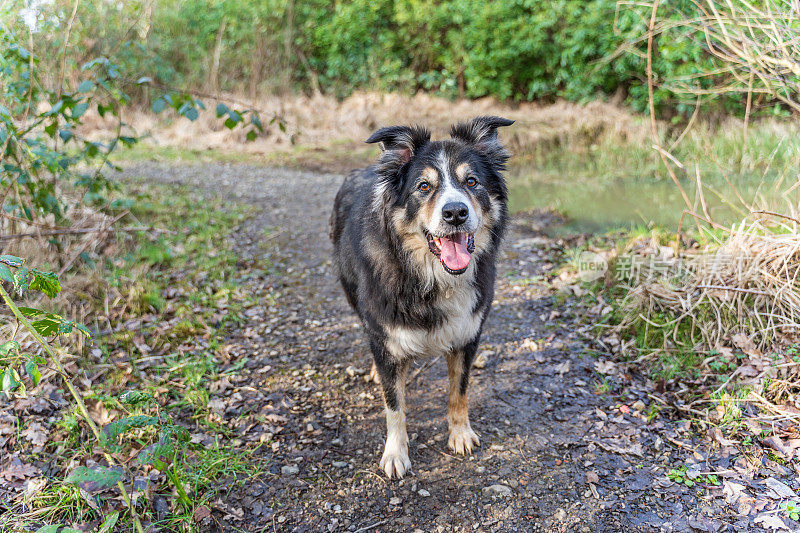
{"left": 507, "top": 164, "right": 799, "bottom": 235}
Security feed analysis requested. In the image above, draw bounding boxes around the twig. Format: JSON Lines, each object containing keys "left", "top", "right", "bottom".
{"left": 57, "top": 211, "right": 129, "bottom": 277}
{"left": 751, "top": 210, "right": 800, "bottom": 225}
{"left": 353, "top": 520, "right": 388, "bottom": 533}
{"left": 408, "top": 355, "right": 440, "bottom": 384}
{"left": 122, "top": 78, "right": 284, "bottom": 123}
{"left": 695, "top": 285, "right": 769, "bottom": 295}
{"left": 0, "top": 225, "right": 175, "bottom": 242}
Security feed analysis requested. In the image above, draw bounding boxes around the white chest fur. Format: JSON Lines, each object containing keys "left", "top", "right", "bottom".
{"left": 384, "top": 281, "right": 483, "bottom": 358}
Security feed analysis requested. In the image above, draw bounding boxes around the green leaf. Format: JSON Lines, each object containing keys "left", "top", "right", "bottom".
{"left": 25, "top": 360, "right": 41, "bottom": 386}
{"left": 135, "top": 76, "right": 152, "bottom": 85}
{"left": 13, "top": 267, "right": 33, "bottom": 295}
{"left": 215, "top": 103, "right": 229, "bottom": 118}
{"left": 46, "top": 100, "right": 64, "bottom": 116}
{"left": 152, "top": 98, "right": 166, "bottom": 114}
{"left": 72, "top": 102, "right": 89, "bottom": 119}
{"left": 251, "top": 113, "right": 263, "bottom": 132}
{"left": 44, "top": 121, "right": 58, "bottom": 138}
{"left": 0, "top": 264, "right": 12, "bottom": 283}
{"left": 0, "top": 340, "right": 20, "bottom": 356}
{"left": 118, "top": 390, "right": 154, "bottom": 405}
{"left": 17, "top": 306, "right": 46, "bottom": 317}
{"left": 183, "top": 107, "right": 199, "bottom": 121}
{"left": 30, "top": 270, "right": 61, "bottom": 298}
{"left": 0, "top": 255, "right": 23, "bottom": 267}
{"left": 2, "top": 368, "right": 19, "bottom": 393}
{"left": 65, "top": 466, "right": 124, "bottom": 493}
{"left": 98, "top": 511, "right": 120, "bottom": 533}
{"left": 138, "top": 440, "right": 175, "bottom": 470}
{"left": 246, "top": 130, "right": 257, "bottom": 142}
{"left": 77, "top": 80, "right": 95, "bottom": 93}
{"left": 100, "top": 415, "right": 159, "bottom": 449}
{"left": 58, "top": 129, "right": 73, "bottom": 142}
{"left": 74, "top": 322, "right": 92, "bottom": 339}
{"left": 31, "top": 317, "right": 62, "bottom": 337}
{"left": 35, "top": 526, "right": 61, "bottom": 533}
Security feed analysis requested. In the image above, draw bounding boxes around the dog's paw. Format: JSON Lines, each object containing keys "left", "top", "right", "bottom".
{"left": 448, "top": 424, "right": 480, "bottom": 455}
{"left": 364, "top": 363, "right": 381, "bottom": 384}
{"left": 380, "top": 446, "right": 411, "bottom": 479}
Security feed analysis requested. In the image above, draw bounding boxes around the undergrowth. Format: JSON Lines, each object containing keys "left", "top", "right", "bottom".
{"left": 1, "top": 182, "right": 265, "bottom": 532}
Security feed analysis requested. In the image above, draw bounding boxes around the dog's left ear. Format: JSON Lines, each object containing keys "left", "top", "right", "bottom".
{"left": 450, "top": 116, "right": 514, "bottom": 168}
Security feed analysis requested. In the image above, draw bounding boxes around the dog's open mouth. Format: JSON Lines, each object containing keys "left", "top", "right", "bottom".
{"left": 425, "top": 231, "right": 475, "bottom": 275}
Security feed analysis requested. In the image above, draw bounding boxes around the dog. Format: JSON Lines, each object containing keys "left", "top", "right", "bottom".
{"left": 330, "top": 116, "right": 513, "bottom": 478}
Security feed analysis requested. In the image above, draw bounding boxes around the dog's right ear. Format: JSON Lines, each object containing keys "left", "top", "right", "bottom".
{"left": 366, "top": 125, "right": 431, "bottom": 167}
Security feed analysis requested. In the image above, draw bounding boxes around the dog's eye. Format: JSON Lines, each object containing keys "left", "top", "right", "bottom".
{"left": 466, "top": 177, "right": 478, "bottom": 188}
{"left": 418, "top": 181, "right": 430, "bottom": 192}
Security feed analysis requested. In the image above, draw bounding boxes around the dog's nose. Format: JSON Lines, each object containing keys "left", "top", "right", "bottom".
{"left": 442, "top": 202, "right": 469, "bottom": 226}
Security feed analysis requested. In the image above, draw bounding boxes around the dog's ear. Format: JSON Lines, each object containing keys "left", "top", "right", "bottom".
{"left": 450, "top": 116, "right": 514, "bottom": 169}
{"left": 366, "top": 125, "right": 431, "bottom": 167}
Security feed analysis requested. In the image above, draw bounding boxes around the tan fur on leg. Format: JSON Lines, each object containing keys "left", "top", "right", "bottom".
{"left": 364, "top": 362, "right": 381, "bottom": 384}
{"left": 446, "top": 351, "right": 480, "bottom": 455}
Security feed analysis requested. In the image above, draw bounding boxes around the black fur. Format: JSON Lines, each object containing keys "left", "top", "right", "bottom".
{"left": 330, "top": 116, "right": 513, "bottom": 454}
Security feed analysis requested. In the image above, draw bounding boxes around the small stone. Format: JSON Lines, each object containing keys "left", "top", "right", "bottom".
{"left": 417, "top": 489, "right": 430, "bottom": 497}
{"left": 345, "top": 365, "right": 363, "bottom": 377}
{"left": 632, "top": 400, "right": 646, "bottom": 412}
{"left": 483, "top": 484, "right": 512, "bottom": 496}
{"left": 476, "top": 466, "right": 486, "bottom": 474}
{"left": 473, "top": 350, "right": 492, "bottom": 369}
{"left": 331, "top": 438, "right": 343, "bottom": 446}
{"left": 281, "top": 465, "right": 299, "bottom": 476}
{"left": 332, "top": 461, "right": 348, "bottom": 468}
{"left": 389, "top": 497, "right": 402, "bottom": 506}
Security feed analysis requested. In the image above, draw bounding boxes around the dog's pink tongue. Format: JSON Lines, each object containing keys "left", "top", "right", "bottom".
{"left": 440, "top": 234, "right": 471, "bottom": 271}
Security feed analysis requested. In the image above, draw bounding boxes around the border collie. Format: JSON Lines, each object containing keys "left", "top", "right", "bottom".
{"left": 330, "top": 116, "right": 513, "bottom": 478}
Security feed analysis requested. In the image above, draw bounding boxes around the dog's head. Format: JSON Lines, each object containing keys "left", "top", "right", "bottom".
{"left": 367, "top": 116, "right": 513, "bottom": 276}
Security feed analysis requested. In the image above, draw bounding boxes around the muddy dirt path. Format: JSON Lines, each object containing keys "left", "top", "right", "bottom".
{"left": 122, "top": 163, "right": 759, "bottom": 533}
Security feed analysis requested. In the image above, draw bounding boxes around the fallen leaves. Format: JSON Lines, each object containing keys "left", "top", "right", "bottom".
{"left": 764, "top": 477, "right": 798, "bottom": 500}
{"left": 20, "top": 422, "right": 48, "bottom": 447}
{"left": 0, "top": 457, "right": 40, "bottom": 482}
{"left": 591, "top": 438, "right": 643, "bottom": 457}
{"left": 754, "top": 513, "right": 790, "bottom": 531}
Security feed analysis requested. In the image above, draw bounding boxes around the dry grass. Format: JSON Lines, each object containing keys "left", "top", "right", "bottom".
{"left": 671, "top": 0, "right": 800, "bottom": 114}
{"left": 619, "top": 212, "right": 800, "bottom": 357}
{"left": 79, "top": 91, "right": 650, "bottom": 164}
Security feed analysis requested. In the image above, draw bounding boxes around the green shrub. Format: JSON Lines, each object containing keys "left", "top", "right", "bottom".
{"left": 20, "top": 0, "right": 767, "bottom": 115}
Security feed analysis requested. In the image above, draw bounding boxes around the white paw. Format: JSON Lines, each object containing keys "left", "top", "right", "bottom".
{"left": 380, "top": 443, "right": 411, "bottom": 479}
{"left": 448, "top": 424, "right": 480, "bottom": 455}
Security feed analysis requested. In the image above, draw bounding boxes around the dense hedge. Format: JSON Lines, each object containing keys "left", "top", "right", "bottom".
{"left": 27, "top": 0, "right": 750, "bottom": 114}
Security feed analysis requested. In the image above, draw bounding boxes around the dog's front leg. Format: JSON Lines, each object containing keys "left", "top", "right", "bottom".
{"left": 446, "top": 340, "right": 480, "bottom": 455}
{"left": 372, "top": 340, "right": 411, "bottom": 479}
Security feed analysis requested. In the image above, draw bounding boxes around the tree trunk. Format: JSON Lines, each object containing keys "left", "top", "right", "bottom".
{"left": 209, "top": 18, "right": 227, "bottom": 92}
{"left": 283, "top": 0, "right": 295, "bottom": 86}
